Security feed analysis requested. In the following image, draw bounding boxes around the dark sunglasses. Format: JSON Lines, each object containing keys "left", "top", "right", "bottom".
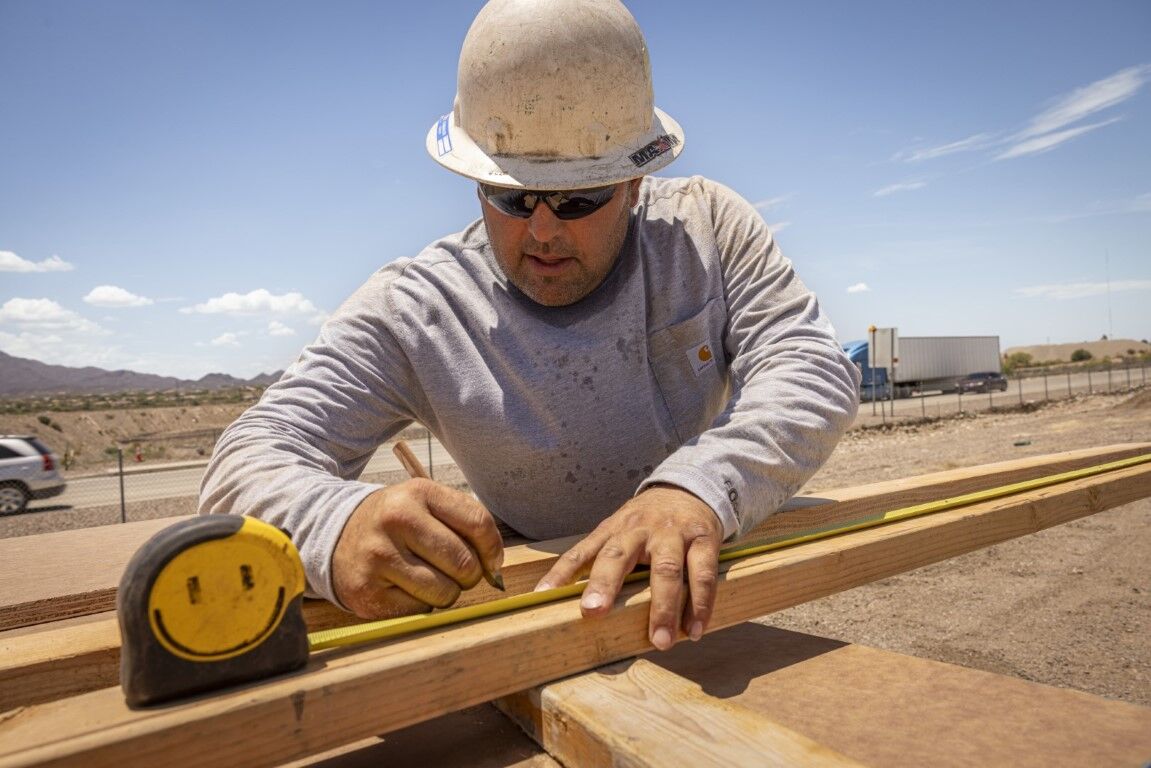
{"left": 479, "top": 183, "right": 617, "bottom": 220}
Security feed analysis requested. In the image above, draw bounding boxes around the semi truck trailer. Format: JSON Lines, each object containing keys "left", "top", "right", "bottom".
{"left": 843, "top": 335, "right": 1002, "bottom": 399}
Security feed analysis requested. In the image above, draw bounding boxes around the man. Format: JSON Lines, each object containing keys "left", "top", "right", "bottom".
{"left": 199, "top": 0, "right": 860, "bottom": 651}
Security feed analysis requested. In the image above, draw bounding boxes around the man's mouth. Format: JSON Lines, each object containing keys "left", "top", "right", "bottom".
{"left": 525, "top": 253, "right": 573, "bottom": 274}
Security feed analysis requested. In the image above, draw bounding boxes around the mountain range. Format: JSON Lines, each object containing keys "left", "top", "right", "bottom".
{"left": 0, "top": 350, "right": 283, "bottom": 396}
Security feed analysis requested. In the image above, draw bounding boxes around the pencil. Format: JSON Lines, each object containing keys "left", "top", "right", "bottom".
{"left": 392, "top": 439, "right": 505, "bottom": 592}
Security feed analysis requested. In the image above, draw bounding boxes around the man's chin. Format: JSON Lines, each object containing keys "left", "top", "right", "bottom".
{"left": 513, "top": 276, "right": 588, "bottom": 307}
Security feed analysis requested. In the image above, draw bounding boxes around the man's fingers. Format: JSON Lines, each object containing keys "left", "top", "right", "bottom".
{"left": 420, "top": 480, "right": 505, "bottom": 582}
{"left": 535, "top": 530, "right": 608, "bottom": 591}
{"left": 332, "top": 480, "right": 511, "bottom": 621}
{"left": 402, "top": 514, "right": 487, "bottom": 591}
{"left": 682, "top": 533, "right": 721, "bottom": 641}
{"left": 580, "top": 531, "right": 644, "bottom": 618}
{"left": 376, "top": 543, "right": 464, "bottom": 609}
{"left": 645, "top": 532, "right": 686, "bottom": 651}
{"left": 352, "top": 584, "right": 434, "bottom": 620}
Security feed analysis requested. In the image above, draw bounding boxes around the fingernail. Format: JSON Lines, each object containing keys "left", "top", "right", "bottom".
{"left": 652, "top": 627, "right": 673, "bottom": 650}
{"left": 581, "top": 592, "right": 604, "bottom": 610}
{"left": 689, "top": 621, "right": 703, "bottom": 642}
{"left": 534, "top": 581, "right": 553, "bottom": 592}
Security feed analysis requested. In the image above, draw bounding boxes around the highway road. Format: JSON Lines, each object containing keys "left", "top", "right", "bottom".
{"left": 53, "top": 437, "right": 457, "bottom": 511}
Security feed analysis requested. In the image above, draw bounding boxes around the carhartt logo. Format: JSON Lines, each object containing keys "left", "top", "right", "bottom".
{"left": 687, "top": 342, "right": 716, "bottom": 375}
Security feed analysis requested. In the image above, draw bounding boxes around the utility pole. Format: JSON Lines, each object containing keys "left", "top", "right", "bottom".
{"left": 1105, "top": 250, "right": 1113, "bottom": 341}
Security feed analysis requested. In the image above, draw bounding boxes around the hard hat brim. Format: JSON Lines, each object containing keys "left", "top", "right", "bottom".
{"left": 426, "top": 107, "right": 685, "bottom": 190}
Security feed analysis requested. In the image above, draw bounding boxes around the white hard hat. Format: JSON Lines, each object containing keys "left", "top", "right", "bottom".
{"left": 426, "top": 0, "right": 685, "bottom": 190}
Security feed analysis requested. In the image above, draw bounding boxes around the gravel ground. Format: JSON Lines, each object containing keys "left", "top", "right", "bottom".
{"left": 4, "top": 389, "right": 1148, "bottom": 707}
{"left": 771, "top": 389, "right": 1151, "bottom": 707}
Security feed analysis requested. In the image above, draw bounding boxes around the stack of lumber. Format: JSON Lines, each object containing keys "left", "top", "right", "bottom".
{"left": 2, "top": 444, "right": 1150, "bottom": 767}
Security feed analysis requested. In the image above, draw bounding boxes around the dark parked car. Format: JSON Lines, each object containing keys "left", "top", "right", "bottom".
{"left": 0, "top": 435, "right": 67, "bottom": 514}
{"left": 957, "top": 371, "right": 1009, "bottom": 394}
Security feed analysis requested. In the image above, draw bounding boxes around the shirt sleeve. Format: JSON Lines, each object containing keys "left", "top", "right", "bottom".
{"left": 197, "top": 273, "right": 422, "bottom": 606}
{"left": 640, "top": 180, "right": 861, "bottom": 539}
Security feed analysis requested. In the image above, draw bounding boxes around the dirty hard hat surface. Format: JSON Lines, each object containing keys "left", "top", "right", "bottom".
{"left": 426, "top": 0, "right": 684, "bottom": 190}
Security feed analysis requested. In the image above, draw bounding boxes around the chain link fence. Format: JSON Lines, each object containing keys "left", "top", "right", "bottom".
{"left": 857, "top": 359, "right": 1148, "bottom": 426}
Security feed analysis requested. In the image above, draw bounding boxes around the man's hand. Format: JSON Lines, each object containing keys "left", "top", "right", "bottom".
{"left": 535, "top": 484, "right": 722, "bottom": 651}
{"left": 332, "top": 479, "right": 504, "bottom": 619}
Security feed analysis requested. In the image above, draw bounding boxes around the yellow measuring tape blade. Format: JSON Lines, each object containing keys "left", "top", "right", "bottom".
{"left": 308, "top": 452, "right": 1151, "bottom": 651}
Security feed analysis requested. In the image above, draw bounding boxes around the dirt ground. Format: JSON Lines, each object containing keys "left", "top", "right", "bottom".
{"left": 772, "top": 389, "right": 1151, "bottom": 708}
{"left": 3, "top": 390, "right": 1148, "bottom": 708}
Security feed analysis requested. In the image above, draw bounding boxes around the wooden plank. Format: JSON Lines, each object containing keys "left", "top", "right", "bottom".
{"left": 0, "top": 517, "right": 180, "bottom": 632}
{"left": 282, "top": 705, "right": 560, "bottom": 768}
{"left": 0, "top": 459, "right": 1147, "bottom": 767}
{"left": 3, "top": 442, "right": 1146, "bottom": 632}
{"left": 1, "top": 442, "right": 1148, "bottom": 710}
{"left": 646, "top": 624, "right": 1151, "bottom": 767}
{"left": 496, "top": 658, "right": 864, "bottom": 767}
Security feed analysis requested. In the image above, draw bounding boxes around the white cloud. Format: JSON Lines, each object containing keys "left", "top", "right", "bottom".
{"left": 996, "top": 117, "right": 1122, "bottom": 160}
{"left": 752, "top": 194, "right": 793, "bottom": 211}
{"left": 767, "top": 221, "right": 791, "bottom": 234}
{"left": 83, "top": 285, "right": 154, "bottom": 308}
{"left": 890, "top": 64, "right": 1150, "bottom": 168}
{"left": 0, "top": 297, "right": 103, "bottom": 333}
{"left": 1015, "top": 64, "right": 1150, "bottom": 141}
{"left": 847, "top": 283, "right": 871, "bottom": 294}
{"left": 0, "top": 331, "right": 126, "bottom": 368}
{"left": 0, "top": 251, "right": 75, "bottom": 273}
{"left": 1045, "top": 192, "right": 1151, "bottom": 221}
{"left": 207, "top": 333, "right": 243, "bottom": 347}
{"left": 181, "top": 288, "right": 324, "bottom": 319}
{"left": 1014, "top": 280, "right": 1151, "bottom": 300}
{"left": 1127, "top": 193, "right": 1151, "bottom": 213}
{"left": 874, "top": 181, "right": 927, "bottom": 197}
{"left": 267, "top": 320, "right": 296, "bottom": 337}
{"left": 892, "top": 133, "right": 994, "bottom": 163}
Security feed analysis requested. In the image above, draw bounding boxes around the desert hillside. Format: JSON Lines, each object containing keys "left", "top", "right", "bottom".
{"left": 1004, "top": 337, "right": 1149, "bottom": 363}
{"left": 0, "top": 403, "right": 251, "bottom": 471}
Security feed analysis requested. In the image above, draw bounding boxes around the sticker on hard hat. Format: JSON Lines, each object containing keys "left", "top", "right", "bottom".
{"left": 629, "top": 134, "right": 680, "bottom": 168}
{"left": 436, "top": 115, "right": 453, "bottom": 156}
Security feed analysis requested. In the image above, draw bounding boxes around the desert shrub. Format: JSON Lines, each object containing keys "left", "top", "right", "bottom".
{"left": 1003, "top": 352, "right": 1033, "bottom": 373}
{"left": 1071, "top": 349, "right": 1093, "bottom": 362}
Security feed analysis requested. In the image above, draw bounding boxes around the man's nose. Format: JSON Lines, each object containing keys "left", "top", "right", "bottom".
{"left": 527, "top": 202, "right": 562, "bottom": 242}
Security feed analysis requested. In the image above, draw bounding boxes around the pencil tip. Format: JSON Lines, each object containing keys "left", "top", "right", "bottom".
{"left": 490, "top": 571, "right": 506, "bottom": 592}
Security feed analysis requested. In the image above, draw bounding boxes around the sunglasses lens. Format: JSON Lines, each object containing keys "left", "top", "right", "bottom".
{"left": 480, "top": 184, "right": 617, "bottom": 220}
{"left": 549, "top": 187, "right": 616, "bottom": 219}
{"left": 481, "top": 186, "right": 535, "bottom": 218}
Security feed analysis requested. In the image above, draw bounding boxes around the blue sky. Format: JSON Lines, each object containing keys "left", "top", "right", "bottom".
{"left": 2, "top": 1, "right": 1149, "bottom": 379}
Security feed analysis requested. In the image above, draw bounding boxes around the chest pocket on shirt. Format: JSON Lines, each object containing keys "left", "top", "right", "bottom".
{"left": 647, "top": 299, "right": 731, "bottom": 443}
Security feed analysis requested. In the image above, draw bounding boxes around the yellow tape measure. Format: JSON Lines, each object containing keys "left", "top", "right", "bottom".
{"left": 309, "top": 452, "right": 1151, "bottom": 651}
{"left": 118, "top": 516, "right": 309, "bottom": 707}
{"left": 119, "top": 452, "right": 1150, "bottom": 706}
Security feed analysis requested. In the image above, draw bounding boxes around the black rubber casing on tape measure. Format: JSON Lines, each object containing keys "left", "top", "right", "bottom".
{"left": 117, "top": 515, "right": 310, "bottom": 707}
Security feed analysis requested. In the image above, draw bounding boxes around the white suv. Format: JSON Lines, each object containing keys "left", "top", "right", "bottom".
{"left": 0, "top": 435, "right": 67, "bottom": 514}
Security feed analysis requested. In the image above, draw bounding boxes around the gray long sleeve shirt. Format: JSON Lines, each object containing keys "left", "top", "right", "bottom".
{"left": 199, "top": 175, "right": 861, "bottom": 605}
